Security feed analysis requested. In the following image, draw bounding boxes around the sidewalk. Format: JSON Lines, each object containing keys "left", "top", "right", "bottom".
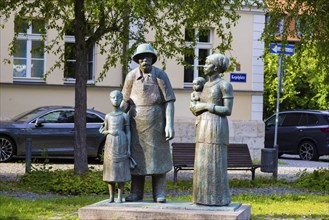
{"left": 168, "top": 154, "right": 329, "bottom": 182}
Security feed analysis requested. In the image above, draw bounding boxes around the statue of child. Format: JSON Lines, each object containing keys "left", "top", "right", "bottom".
{"left": 101, "top": 90, "right": 132, "bottom": 203}
{"left": 191, "top": 77, "right": 206, "bottom": 126}
{"left": 191, "top": 77, "right": 206, "bottom": 103}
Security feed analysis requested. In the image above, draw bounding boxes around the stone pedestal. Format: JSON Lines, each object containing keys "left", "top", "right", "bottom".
{"left": 79, "top": 200, "right": 251, "bottom": 220}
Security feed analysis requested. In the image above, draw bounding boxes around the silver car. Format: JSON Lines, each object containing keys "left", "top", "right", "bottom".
{"left": 0, "top": 106, "right": 105, "bottom": 162}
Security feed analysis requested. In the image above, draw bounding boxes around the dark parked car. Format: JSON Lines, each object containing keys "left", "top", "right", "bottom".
{"left": 264, "top": 110, "right": 329, "bottom": 161}
{"left": 0, "top": 106, "right": 105, "bottom": 162}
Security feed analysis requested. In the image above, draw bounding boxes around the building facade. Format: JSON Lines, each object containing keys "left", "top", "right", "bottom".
{"left": 0, "top": 8, "right": 265, "bottom": 159}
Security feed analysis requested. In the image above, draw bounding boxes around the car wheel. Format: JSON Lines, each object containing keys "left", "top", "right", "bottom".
{"left": 0, "top": 136, "right": 16, "bottom": 162}
{"left": 298, "top": 141, "right": 319, "bottom": 161}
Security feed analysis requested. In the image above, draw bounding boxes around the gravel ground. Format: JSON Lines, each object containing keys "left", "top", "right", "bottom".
{"left": 0, "top": 155, "right": 328, "bottom": 199}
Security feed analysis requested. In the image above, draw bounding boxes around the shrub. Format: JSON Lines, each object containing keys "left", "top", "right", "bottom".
{"left": 18, "top": 168, "right": 109, "bottom": 195}
{"left": 294, "top": 168, "right": 329, "bottom": 193}
{"left": 15, "top": 167, "right": 328, "bottom": 196}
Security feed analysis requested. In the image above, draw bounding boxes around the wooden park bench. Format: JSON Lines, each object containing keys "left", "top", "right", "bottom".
{"left": 172, "top": 142, "right": 261, "bottom": 184}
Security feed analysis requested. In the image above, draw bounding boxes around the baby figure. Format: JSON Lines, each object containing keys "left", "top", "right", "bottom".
{"left": 191, "top": 77, "right": 206, "bottom": 104}
{"left": 190, "top": 77, "right": 206, "bottom": 126}
{"left": 101, "top": 90, "right": 132, "bottom": 203}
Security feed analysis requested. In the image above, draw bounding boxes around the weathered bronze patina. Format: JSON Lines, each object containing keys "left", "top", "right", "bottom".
{"left": 190, "top": 53, "right": 234, "bottom": 206}
{"left": 121, "top": 43, "right": 176, "bottom": 203}
{"left": 101, "top": 90, "right": 131, "bottom": 203}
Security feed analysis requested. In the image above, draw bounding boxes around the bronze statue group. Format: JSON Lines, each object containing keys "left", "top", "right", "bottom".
{"left": 100, "top": 43, "right": 233, "bottom": 206}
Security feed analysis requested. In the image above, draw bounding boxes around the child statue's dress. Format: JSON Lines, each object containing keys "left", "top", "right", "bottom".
{"left": 103, "top": 112, "right": 131, "bottom": 183}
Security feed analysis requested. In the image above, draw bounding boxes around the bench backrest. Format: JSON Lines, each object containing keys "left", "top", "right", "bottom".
{"left": 172, "top": 143, "right": 195, "bottom": 167}
{"left": 227, "top": 144, "right": 253, "bottom": 167}
{"left": 172, "top": 143, "right": 253, "bottom": 167}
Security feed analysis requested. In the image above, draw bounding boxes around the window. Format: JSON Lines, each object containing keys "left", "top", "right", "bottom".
{"left": 39, "top": 110, "right": 102, "bottom": 123}
{"left": 306, "top": 114, "right": 318, "bottom": 125}
{"left": 265, "top": 15, "right": 284, "bottom": 37}
{"left": 39, "top": 110, "right": 74, "bottom": 123}
{"left": 64, "top": 23, "right": 94, "bottom": 82}
{"left": 13, "top": 19, "right": 46, "bottom": 79}
{"left": 299, "top": 113, "right": 318, "bottom": 126}
{"left": 282, "top": 113, "right": 301, "bottom": 127}
{"left": 86, "top": 112, "right": 103, "bottom": 123}
{"left": 274, "top": 18, "right": 284, "bottom": 37}
{"left": 323, "top": 115, "right": 329, "bottom": 124}
{"left": 295, "top": 18, "right": 310, "bottom": 39}
{"left": 184, "top": 29, "right": 212, "bottom": 85}
{"left": 266, "top": 114, "right": 286, "bottom": 127}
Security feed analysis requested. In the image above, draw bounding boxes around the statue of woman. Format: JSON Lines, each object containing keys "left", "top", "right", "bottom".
{"left": 190, "top": 53, "right": 234, "bottom": 206}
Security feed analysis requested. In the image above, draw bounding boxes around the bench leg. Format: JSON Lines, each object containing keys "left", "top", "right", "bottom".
{"left": 251, "top": 169, "right": 255, "bottom": 180}
{"left": 173, "top": 168, "right": 178, "bottom": 185}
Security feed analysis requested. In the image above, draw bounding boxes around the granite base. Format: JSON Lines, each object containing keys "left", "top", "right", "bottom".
{"left": 78, "top": 200, "right": 251, "bottom": 220}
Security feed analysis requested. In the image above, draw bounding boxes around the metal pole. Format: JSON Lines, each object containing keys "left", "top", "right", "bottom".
{"left": 25, "top": 138, "right": 32, "bottom": 173}
{"left": 273, "top": 54, "right": 283, "bottom": 180}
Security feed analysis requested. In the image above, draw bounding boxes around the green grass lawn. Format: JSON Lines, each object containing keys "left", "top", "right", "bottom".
{"left": 0, "top": 195, "right": 104, "bottom": 220}
{"left": 233, "top": 194, "right": 329, "bottom": 219}
{"left": 0, "top": 167, "right": 328, "bottom": 219}
{"left": 1, "top": 194, "right": 328, "bottom": 220}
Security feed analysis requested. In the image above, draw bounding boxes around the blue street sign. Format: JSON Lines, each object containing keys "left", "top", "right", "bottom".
{"left": 269, "top": 43, "right": 295, "bottom": 56}
{"left": 230, "top": 73, "right": 246, "bottom": 82}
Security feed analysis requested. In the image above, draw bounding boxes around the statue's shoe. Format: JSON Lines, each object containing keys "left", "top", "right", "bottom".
{"left": 154, "top": 196, "right": 166, "bottom": 203}
{"left": 125, "top": 194, "right": 143, "bottom": 202}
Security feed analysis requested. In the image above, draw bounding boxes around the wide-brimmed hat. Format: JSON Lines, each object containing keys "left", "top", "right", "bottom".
{"left": 132, "top": 43, "right": 158, "bottom": 64}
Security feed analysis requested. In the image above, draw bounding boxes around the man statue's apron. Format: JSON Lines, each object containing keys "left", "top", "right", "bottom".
{"left": 128, "top": 71, "right": 172, "bottom": 175}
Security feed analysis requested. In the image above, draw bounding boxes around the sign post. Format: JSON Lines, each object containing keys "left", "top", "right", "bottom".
{"left": 269, "top": 43, "right": 295, "bottom": 180}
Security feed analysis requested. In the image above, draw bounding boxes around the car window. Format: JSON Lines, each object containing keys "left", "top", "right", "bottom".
{"left": 317, "top": 114, "right": 329, "bottom": 125}
{"left": 278, "top": 114, "right": 285, "bottom": 126}
{"left": 299, "top": 113, "right": 319, "bottom": 126}
{"left": 40, "top": 110, "right": 75, "bottom": 123}
{"left": 281, "top": 113, "right": 301, "bottom": 127}
{"left": 13, "top": 107, "right": 48, "bottom": 122}
{"left": 306, "top": 114, "right": 318, "bottom": 125}
{"left": 36, "top": 111, "right": 102, "bottom": 123}
{"left": 60, "top": 111, "right": 75, "bottom": 123}
{"left": 320, "top": 114, "right": 329, "bottom": 124}
{"left": 86, "top": 112, "right": 103, "bottom": 123}
{"left": 266, "top": 116, "right": 275, "bottom": 127}
{"left": 299, "top": 114, "right": 307, "bottom": 126}
{"left": 266, "top": 114, "right": 285, "bottom": 127}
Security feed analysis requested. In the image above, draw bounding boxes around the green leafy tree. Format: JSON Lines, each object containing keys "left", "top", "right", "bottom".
{"left": 0, "top": 0, "right": 261, "bottom": 174}
{"left": 263, "top": 0, "right": 329, "bottom": 118}
{"left": 264, "top": 47, "right": 329, "bottom": 119}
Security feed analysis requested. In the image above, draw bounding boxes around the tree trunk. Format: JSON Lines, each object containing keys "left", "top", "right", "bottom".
{"left": 73, "top": 0, "right": 89, "bottom": 174}
{"left": 121, "top": 6, "right": 131, "bottom": 77}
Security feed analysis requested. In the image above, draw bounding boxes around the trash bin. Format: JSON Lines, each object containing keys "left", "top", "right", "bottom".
{"left": 261, "top": 148, "right": 277, "bottom": 173}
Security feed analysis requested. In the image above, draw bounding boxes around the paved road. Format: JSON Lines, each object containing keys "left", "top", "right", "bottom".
{"left": 266, "top": 155, "right": 329, "bottom": 181}
{"left": 280, "top": 154, "right": 329, "bottom": 167}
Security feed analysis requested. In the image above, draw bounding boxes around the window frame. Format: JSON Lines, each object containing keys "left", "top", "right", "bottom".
{"left": 13, "top": 19, "right": 46, "bottom": 81}
{"left": 184, "top": 28, "right": 212, "bottom": 87}
{"left": 64, "top": 26, "right": 95, "bottom": 84}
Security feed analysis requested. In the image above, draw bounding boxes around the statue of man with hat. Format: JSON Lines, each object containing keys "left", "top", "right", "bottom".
{"left": 120, "top": 43, "right": 176, "bottom": 203}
